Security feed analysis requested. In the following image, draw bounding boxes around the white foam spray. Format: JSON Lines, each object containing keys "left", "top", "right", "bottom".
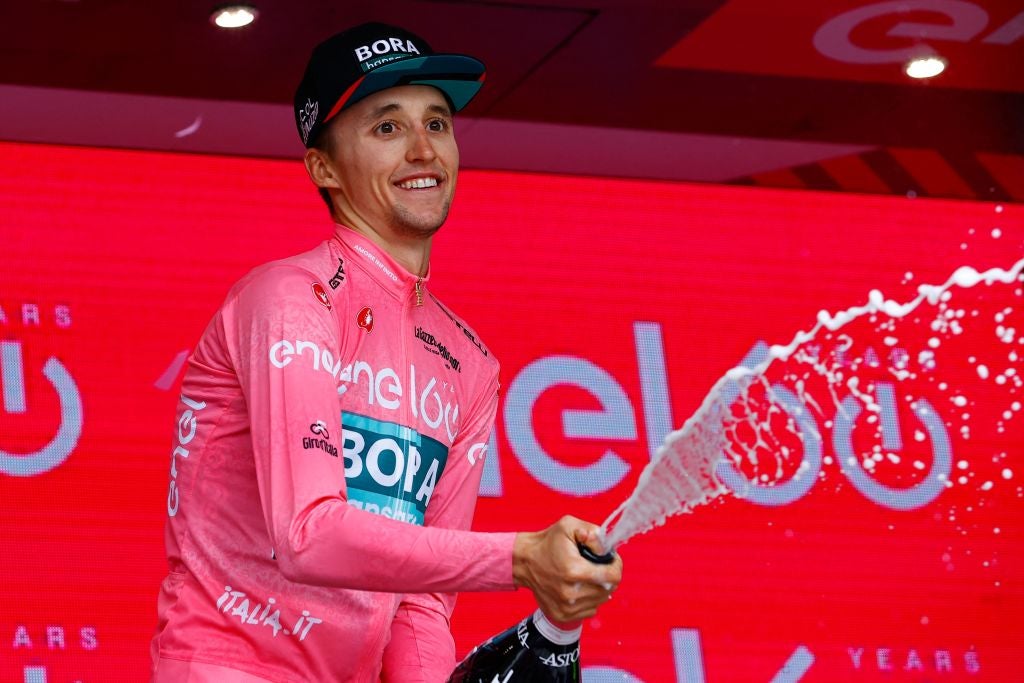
{"left": 601, "top": 258, "right": 1024, "bottom": 550}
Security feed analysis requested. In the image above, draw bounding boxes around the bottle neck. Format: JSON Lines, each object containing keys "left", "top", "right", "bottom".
{"left": 533, "top": 609, "right": 582, "bottom": 645}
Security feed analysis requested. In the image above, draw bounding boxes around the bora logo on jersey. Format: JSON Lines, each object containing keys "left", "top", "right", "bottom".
{"left": 341, "top": 411, "right": 448, "bottom": 525}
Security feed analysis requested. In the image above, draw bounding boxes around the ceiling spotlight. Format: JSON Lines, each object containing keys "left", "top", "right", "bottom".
{"left": 211, "top": 5, "right": 258, "bottom": 29}
{"left": 904, "top": 56, "right": 947, "bottom": 79}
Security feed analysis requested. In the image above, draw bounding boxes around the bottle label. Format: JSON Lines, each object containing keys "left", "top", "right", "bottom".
{"left": 448, "top": 612, "right": 582, "bottom": 682}
{"left": 518, "top": 615, "right": 581, "bottom": 668}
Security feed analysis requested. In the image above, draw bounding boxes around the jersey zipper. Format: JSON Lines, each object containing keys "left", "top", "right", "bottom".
{"left": 415, "top": 278, "right": 424, "bottom": 307}
{"left": 400, "top": 279, "right": 417, "bottom": 431}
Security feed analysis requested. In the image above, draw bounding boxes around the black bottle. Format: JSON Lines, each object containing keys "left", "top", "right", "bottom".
{"left": 447, "top": 609, "right": 582, "bottom": 683}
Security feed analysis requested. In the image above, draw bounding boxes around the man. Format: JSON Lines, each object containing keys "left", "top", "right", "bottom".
{"left": 151, "top": 22, "right": 621, "bottom": 682}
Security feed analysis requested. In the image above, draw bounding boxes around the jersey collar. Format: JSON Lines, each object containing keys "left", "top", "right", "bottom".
{"left": 331, "top": 224, "right": 431, "bottom": 296}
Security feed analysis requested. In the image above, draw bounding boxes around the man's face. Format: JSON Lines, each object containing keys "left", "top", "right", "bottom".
{"left": 321, "top": 85, "right": 459, "bottom": 239}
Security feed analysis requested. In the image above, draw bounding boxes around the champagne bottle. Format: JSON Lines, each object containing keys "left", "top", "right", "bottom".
{"left": 447, "top": 609, "right": 582, "bottom": 683}
{"left": 448, "top": 543, "right": 614, "bottom": 683}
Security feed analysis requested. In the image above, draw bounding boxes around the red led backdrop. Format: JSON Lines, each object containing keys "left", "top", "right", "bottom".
{"left": 0, "top": 141, "right": 1021, "bottom": 682}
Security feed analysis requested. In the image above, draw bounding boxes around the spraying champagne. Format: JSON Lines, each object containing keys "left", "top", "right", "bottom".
{"left": 448, "top": 544, "right": 615, "bottom": 682}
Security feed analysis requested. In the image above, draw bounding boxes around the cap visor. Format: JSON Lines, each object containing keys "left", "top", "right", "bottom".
{"left": 351, "top": 54, "right": 485, "bottom": 111}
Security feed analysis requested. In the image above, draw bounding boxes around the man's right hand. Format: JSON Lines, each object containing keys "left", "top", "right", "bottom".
{"left": 512, "top": 516, "right": 623, "bottom": 623}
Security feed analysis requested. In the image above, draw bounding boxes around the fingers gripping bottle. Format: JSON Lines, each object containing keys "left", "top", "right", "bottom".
{"left": 448, "top": 544, "right": 613, "bottom": 682}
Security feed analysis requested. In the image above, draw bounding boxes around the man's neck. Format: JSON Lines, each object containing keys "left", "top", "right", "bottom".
{"left": 335, "top": 213, "right": 432, "bottom": 277}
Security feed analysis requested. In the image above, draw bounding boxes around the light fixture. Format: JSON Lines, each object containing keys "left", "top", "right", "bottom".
{"left": 904, "top": 56, "right": 947, "bottom": 79}
{"left": 211, "top": 5, "right": 258, "bottom": 29}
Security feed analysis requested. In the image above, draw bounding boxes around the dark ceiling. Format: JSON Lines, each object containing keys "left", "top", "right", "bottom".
{"left": 3, "top": 0, "right": 1022, "bottom": 201}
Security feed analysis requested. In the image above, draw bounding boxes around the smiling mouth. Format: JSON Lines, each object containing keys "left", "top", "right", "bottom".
{"left": 396, "top": 177, "right": 440, "bottom": 190}
{"left": 393, "top": 178, "right": 438, "bottom": 191}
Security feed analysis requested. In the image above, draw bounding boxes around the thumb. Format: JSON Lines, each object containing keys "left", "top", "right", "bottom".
{"left": 572, "top": 525, "right": 592, "bottom": 543}
{"left": 571, "top": 523, "right": 606, "bottom": 553}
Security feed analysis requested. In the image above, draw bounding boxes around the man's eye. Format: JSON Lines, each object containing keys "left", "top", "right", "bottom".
{"left": 427, "top": 119, "right": 448, "bottom": 132}
{"left": 377, "top": 121, "right": 396, "bottom": 134}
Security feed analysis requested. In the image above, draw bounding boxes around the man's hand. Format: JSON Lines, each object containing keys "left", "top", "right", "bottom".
{"left": 512, "top": 516, "right": 623, "bottom": 623}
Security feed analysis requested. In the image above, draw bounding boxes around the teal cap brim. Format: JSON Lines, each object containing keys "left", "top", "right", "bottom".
{"left": 348, "top": 54, "right": 486, "bottom": 112}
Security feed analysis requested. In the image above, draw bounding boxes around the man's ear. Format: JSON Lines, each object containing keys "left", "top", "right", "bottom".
{"left": 304, "top": 147, "right": 342, "bottom": 190}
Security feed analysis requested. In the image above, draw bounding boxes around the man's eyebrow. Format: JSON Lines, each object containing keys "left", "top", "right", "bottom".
{"left": 360, "top": 101, "right": 453, "bottom": 123}
{"left": 362, "top": 102, "right": 402, "bottom": 123}
{"left": 427, "top": 103, "right": 453, "bottom": 118}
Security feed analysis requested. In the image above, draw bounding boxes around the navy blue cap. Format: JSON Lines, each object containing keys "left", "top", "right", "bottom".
{"left": 294, "top": 23, "right": 486, "bottom": 147}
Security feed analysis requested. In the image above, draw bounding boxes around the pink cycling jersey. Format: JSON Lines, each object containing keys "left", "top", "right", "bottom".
{"left": 150, "top": 224, "right": 516, "bottom": 682}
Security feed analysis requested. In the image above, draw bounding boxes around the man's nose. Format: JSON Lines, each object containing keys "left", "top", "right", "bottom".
{"left": 406, "top": 128, "right": 437, "bottom": 163}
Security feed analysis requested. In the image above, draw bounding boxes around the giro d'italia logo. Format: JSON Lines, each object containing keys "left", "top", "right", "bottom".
{"left": 0, "top": 304, "right": 82, "bottom": 477}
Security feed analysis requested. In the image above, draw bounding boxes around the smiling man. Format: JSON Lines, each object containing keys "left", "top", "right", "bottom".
{"left": 305, "top": 85, "right": 457, "bottom": 274}
{"left": 150, "top": 22, "right": 621, "bottom": 683}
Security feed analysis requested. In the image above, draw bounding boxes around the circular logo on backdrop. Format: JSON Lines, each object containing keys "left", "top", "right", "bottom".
{"left": 0, "top": 304, "right": 82, "bottom": 477}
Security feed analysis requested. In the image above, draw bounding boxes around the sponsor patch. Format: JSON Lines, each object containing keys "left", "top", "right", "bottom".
{"left": 357, "top": 306, "right": 374, "bottom": 333}
{"left": 311, "top": 282, "right": 331, "bottom": 310}
{"left": 215, "top": 584, "right": 324, "bottom": 642}
{"left": 414, "top": 326, "right": 461, "bottom": 372}
{"left": 341, "top": 411, "right": 448, "bottom": 525}
{"left": 329, "top": 258, "right": 346, "bottom": 289}
{"left": 302, "top": 420, "right": 338, "bottom": 457}
{"left": 354, "top": 37, "right": 422, "bottom": 73}
{"left": 298, "top": 98, "right": 319, "bottom": 146}
{"left": 430, "top": 294, "right": 489, "bottom": 357}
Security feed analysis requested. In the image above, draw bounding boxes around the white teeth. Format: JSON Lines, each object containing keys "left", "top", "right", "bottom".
{"left": 398, "top": 177, "right": 438, "bottom": 190}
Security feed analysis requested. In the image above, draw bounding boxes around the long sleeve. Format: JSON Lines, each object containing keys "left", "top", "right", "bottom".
{"left": 225, "top": 264, "right": 515, "bottom": 594}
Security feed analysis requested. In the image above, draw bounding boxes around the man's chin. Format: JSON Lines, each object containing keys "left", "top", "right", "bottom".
{"left": 391, "top": 206, "right": 449, "bottom": 238}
